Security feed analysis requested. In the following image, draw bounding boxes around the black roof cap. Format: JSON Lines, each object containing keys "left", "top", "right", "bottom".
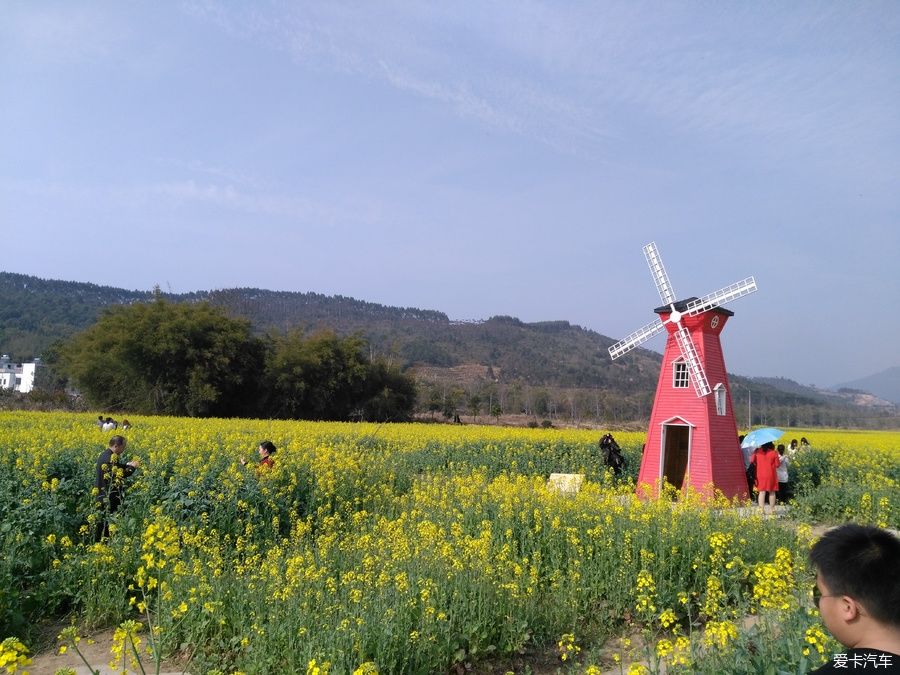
{"left": 654, "top": 297, "right": 734, "bottom": 317}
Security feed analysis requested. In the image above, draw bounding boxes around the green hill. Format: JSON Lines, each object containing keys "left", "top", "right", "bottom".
{"left": 0, "top": 271, "right": 659, "bottom": 391}
{"left": 2, "top": 270, "right": 896, "bottom": 427}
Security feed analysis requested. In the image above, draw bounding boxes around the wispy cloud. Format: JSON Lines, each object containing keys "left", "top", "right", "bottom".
{"left": 377, "top": 61, "right": 524, "bottom": 136}
{"left": 1, "top": 178, "right": 380, "bottom": 229}
{"left": 1, "top": 4, "right": 129, "bottom": 65}
{"left": 181, "top": 2, "right": 611, "bottom": 153}
{"left": 182, "top": 1, "right": 899, "bottom": 167}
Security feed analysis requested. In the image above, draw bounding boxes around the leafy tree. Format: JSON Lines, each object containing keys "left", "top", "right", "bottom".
{"left": 359, "top": 359, "right": 417, "bottom": 422}
{"left": 264, "top": 330, "right": 370, "bottom": 420}
{"left": 468, "top": 393, "right": 481, "bottom": 422}
{"left": 264, "top": 330, "right": 416, "bottom": 421}
{"left": 441, "top": 387, "right": 465, "bottom": 420}
{"left": 424, "top": 384, "right": 443, "bottom": 420}
{"left": 59, "top": 297, "right": 263, "bottom": 417}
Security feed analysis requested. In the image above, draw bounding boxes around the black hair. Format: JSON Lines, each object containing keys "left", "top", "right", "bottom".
{"left": 810, "top": 524, "right": 900, "bottom": 627}
{"left": 259, "top": 440, "right": 277, "bottom": 454}
{"left": 109, "top": 435, "right": 126, "bottom": 448}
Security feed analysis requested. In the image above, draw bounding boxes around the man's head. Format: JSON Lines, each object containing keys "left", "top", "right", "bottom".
{"left": 109, "top": 436, "right": 127, "bottom": 454}
{"left": 810, "top": 524, "right": 900, "bottom": 647}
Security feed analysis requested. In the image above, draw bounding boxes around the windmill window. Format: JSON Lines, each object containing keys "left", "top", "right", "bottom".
{"left": 673, "top": 361, "right": 689, "bottom": 388}
{"left": 714, "top": 383, "right": 726, "bottom": 416}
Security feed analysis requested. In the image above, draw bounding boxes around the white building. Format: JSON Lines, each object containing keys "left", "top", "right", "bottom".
{"left": 0, "top": 355, "right": 38, "bottom": 393}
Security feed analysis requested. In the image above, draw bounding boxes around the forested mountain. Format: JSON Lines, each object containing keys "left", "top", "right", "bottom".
{"left": 0, "top": 271, "right": 658, "bottom": 391}
{"left": 2, "top": 271, "right": 896, "bottom": 427}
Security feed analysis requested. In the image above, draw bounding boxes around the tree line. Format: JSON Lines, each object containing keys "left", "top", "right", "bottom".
{"left": 49, "top": 296, "right": 417, "bottom": 421}
{"left": 416, "top": 379, "right": 900, "bottom": 430}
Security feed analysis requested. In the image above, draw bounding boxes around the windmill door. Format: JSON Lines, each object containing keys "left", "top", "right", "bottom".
{"left": 662, "top": 424, "right": 691, "bottom": 489}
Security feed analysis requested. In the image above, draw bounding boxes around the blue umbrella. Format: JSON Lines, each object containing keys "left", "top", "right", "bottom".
{"left": 741, "top": 427, "right": 784, "bottom": 448}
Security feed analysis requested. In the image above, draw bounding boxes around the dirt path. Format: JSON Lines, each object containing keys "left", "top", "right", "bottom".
{"left": 27, "top": 627, "right": 187, "bottom": 675}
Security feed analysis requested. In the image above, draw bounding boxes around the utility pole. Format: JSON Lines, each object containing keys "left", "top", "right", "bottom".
{"left": 733, "top": 382, "right": 752, "bottom": 429}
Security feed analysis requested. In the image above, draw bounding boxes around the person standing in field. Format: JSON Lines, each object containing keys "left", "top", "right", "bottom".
{"left": 809, "top": 524, "right": 900, "bottom": 673}
{"left": 750, "top": 441, "right": 780, "bottom": 515}
{"left": 94, "top": 435, "right": 140, "bottom": 541}
{"left": 241, "top": 440, "right": 276, "bottom": 471}
{"left": 776, "top": 443, "right": 792, "bottom": 503}
{"left": 598, "top": 433, "right": 625, "bottom": 476}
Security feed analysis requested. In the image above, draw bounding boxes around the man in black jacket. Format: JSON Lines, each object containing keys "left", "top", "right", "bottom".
{"left": 93, "top": 435, "right": 139, "bottom": 541}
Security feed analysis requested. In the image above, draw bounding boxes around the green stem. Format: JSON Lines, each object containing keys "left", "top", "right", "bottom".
{"left": 128, "top": 633, "right": 148, "bottom": 675}
{"left": 72, "top": 642, "right": 101, "bottom": 675}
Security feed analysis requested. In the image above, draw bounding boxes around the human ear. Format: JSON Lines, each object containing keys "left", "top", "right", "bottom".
{"left": 840, "top": 596, "right": 862, "bottom": 622}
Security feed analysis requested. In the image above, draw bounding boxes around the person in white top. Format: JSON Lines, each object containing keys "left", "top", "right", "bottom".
{"left": 776, "top": 443, "right": 792, "bottom": 503}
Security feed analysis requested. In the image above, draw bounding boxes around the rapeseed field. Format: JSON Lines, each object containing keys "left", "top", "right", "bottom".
{"left": 1, "top": 412, "right": 897, "bottom": 674}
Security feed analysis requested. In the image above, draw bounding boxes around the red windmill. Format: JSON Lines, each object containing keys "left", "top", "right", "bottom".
{"left": 608, "top": 242, "right": 758, "bottom": 500}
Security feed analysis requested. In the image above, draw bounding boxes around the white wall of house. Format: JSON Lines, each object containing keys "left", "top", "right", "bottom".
{"left": 0, "top": 355, "right": 38, "bottom": 393}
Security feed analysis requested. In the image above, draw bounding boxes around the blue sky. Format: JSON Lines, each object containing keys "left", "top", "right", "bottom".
{"left": 2, "top": 2, "right": 898, "bottom": 388}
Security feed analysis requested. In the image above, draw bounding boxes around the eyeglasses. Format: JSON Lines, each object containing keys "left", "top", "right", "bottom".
{"left": 812, "top": 586, "right": 837, "bottom": 604}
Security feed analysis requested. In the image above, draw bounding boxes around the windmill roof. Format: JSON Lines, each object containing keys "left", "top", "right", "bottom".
{"left": 654, "top": 298, "right": 734, "bottom": 316}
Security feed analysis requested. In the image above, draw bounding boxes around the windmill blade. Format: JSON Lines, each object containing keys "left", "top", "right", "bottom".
{"left": 686, "top": 277, "right": 757, "bottom": 316}
{"left": 643, "top": 242, "right": 677, "bottom": 306}
{"left": 608, "top": 319, "right": 666, "bottom": 360}
{"left": 673, "top": 325, "right": 712, "bottom": 397}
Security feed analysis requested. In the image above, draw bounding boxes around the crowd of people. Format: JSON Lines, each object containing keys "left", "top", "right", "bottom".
{"left": 96, "top": 415, "right": 131, "bottom": 431}
{"left": 741, "top": 435, "right": 811, "bottom": 514}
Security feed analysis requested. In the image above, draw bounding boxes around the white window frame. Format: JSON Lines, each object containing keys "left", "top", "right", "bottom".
{"left": 672, "top": 360, "right": 689, "bottom": 389}
{"left": 714, "top": 383, "right": 726, "bottom": 416}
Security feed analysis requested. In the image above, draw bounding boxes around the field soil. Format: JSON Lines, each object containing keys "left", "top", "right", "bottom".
{"left": 28, "top": 627, "right": 187, "bottom": 675}
{"left": 412, "top": 411, "right": 647, "bottom": 432}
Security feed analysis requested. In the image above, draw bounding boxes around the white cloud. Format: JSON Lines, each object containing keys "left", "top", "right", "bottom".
{"left": 179, "top": 1, "right": 899, "bottom": 166}
{"left": 2, "top": 4, "right": 129, "bottom": 65}
{"left": 1, "top": 177, "right": 380, "bottom": 229}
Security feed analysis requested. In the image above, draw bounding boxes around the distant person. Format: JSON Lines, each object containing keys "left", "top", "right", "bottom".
{"left": 241, "top": 440, "right": 276, "bottom": 471}
{"left": 102, "top": 417, "right": 117, "bottom": 431}
{"left": 800, "top": 437, "right": 811, "bottom": 449}
{"left": 788, "top": 439, "right": 799, "bottom": 456}
{"left": 809, "top": 524, "right": 900, "bottom": 673}
{"left": 121, "top": 419, "right": 131, "bottom": 430}
{"left": 96, "top": 415, "right": 105, "bottom": 428}
{"left": 94, "top": 435, "right": 139, "bottom": 541}
{"left": 750, "top": 441, "right": 780, "bottom": 515}
{"left": 739, "top": 434, "right": 755, "bottom": 469}
{"left": 776, "top": 443, "right": 792, "bottom": 503}
{"left": 599, "top": 433, "right": 626, "bottom": 476}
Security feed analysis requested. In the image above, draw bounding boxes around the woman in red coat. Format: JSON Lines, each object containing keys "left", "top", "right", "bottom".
{"left": 751, "top": 441, "right": 781, "bottom": 514}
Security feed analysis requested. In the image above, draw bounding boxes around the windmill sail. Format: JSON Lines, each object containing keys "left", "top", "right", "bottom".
{"left": 686, "top": 277, "right": 757, "bottom": 316}
{"left": 643, "top": 242, "right": 676, "bottom": 305}
{"left": 608, "top": 320, "right": 666, "bottom": 359}
{"left": 607, "top": 241, "right": 754, "bottom": 399}
{"left": 673, "top": 324, "right": 711, "bottom": 397}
